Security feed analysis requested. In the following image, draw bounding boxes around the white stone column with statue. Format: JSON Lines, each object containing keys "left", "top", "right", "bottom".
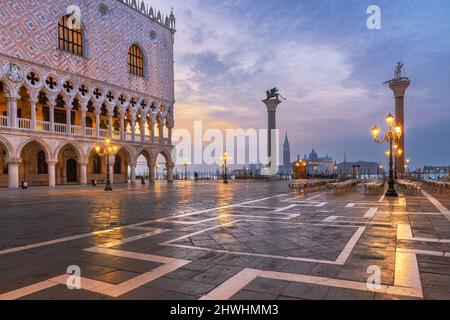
{"left": 385, "top": 62, "right": 410, "bottom": 175}
{"left": 262, "top": 87, "right": 286, "bottom": 176}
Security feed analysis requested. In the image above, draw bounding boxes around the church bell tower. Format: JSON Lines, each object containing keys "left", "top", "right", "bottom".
{"left": 283, "top": 133, "right": 291, "bottom": 166}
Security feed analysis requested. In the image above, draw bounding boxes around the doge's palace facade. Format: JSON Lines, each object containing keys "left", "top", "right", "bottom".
{"left": 0, "top": 0, "right": 177, "bottom": 188}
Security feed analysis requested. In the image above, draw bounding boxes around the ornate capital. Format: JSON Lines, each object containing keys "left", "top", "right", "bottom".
{"left": 46, "top": 160, "right": 58, "bottom": 166}
{"left": 5, "top": 157, "right": 21, "bottom": 165}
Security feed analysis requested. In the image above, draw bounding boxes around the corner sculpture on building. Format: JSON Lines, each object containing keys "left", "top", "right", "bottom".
{"left": 0, "top": 0, "right": 177, "bottom": 188}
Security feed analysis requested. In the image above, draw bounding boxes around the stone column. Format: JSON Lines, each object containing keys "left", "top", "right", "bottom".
{"left": 30, "top": 98, "right": 37, "bottom": 131}
{"left": 108, "top": 113, "right": 113, "bottom": 138}
{"left": 131, "top": 118, "right": 136, "bottom": 142}
{"left": 95, "top": 112, "right": 100, "bottom": 137}
{"left": 81, "top": 109, "right": 87, "bottom": 136}
{"left": 262, "top": 98, "right": 282, "bottom": 160}
{"left": 7, "top": 158, "right": 21, "bottom": 189}
{"left": 47, "top": 160, "right": 57, "bottom": 187}
{"left": 130, "top": 164, "right": 137, "bottom": 184}
{"left": 120, "top": 116, "right": 125, "bottom": 140}
{"left": 158, "top": 123, "right": 164, "bottom": 144}
{"left": 151, "top": 121, "right": 155, "bottom": 144}
{"left": 389, "top": 79, "right": 410, "bottom": 175}
{"left": 49, "top": 103, "right": 55, "bottom": 133}
{"left": 66, "top": 108, "right": 72, "bottom": 135}
{"left": 140, "top": 119, "right": 146, "bottom": 143}
{"left": 80, "top": 162, "right": 88, "bottom": 185}
{"left": 149, "top": 163, "right": 156, "bottom": 183}
{"left": 7, "top": 96, "right": 18, "bottom": 128}
{"left": 166, "top": 164, "right": 174, "bottom": 182}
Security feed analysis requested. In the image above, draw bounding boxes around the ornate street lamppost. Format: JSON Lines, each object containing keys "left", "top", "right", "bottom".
{"left": 220, "top": 151, "right": 231, "bottom": 184}
{"left": 371, "top": 113, "right": 403, "bottom": 197}
{"left": 181, "top": 159, "right": 190, "bottom": 180}
{"left": 95, "top": 138, "right": 118, "bottom": 192}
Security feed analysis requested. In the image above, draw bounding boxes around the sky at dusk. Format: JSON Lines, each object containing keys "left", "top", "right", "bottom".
{"left": 148, "top": 0, "right": 450, "bottom": 169}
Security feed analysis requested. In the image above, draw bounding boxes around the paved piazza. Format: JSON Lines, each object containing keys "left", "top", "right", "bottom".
{"left": 1, "top": 181, "right": 450, "bottom": 300}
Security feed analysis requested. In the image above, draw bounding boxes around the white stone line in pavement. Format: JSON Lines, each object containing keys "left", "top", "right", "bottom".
{"left": 98, "top": 229, "right": 169, "bottom": 248}
{"left": 0, "top": 193, "right": 290, "bottom": 256}
{"left": 388, "top": 212, "right": 442, "bottom": 216}
{"left": 399, "top": 236, "right": 450, "bottom": 243}
{"left": 150, "top": 194, "right": 290, "bottom": 223}
{"left": 346, "top": 203, "right": 356, "bottom": 208}
{"left": 200, "top": 268, "right": 423, "bottom": 300}
{"left": 335, "top": 227, "right": 366, "bottom": 265}
{"left": 163, "top": 220, "right": 365, "bottom": 265}
{"left": 394, "top": 251, "right": 422, "bottom": 292}
{"left": 273, "top": 204, "right": 298, "bottom": 213}
{"left": 394, "top": 224, "right": 423, "bottom": 296}
{"left": 84, "top": 247, "right": 176, "bottom": 264}
{"left": 322, "top": 220, "right": 392, "bottom": 227}
{"left": 159, "top": 217, "right": 224, "bottom": 226}
{"left": 323, "top": 216, "right": 338, "bottom": 222}
{"left": 422, "top": 190, "right": 450, "bottom": 221}
{"left": 363, "top": 207, "right": 379, "bottom": 219}
{"left": 200, "top": 269, "right": 263, "bottom": 300}
{"left": 165, "top": 243, "right": 341, "bottom": 265}
{"left": 378, "top": 193, "right": 386, "bottom": 203}
{"left": 281, "top": 200, "right": 325, "bottom": 207}
{"left": 201, "top": 222, "right": 425, "bottom": 300}
{"left": 295, "top": 221, "right": 361, "bottom": 228}
{"left": 398, "top": 197, "right": 407, "bottom": 207}
{"left": 0, "top": 280, "right": 59, "bottom": 300}
{"left": 307, "top": 194, "right": 324, "bottom": 201}
{"left": 0, "top": 228, "right": 122, "bottom": 256}
{"left": 0, "top": 247, "right": 190, "bottom": 300}
{"left": 237, "top": 205, "right": 274, "bottom": 210}
{"left": 316, "top": 202, "right": 328, "bottom": 207}
{"left": 233, "top": 214, "right": 301, "bottom": 220}
{"left": 396, "top": 226, "right": 450, "bottom": 244}
{"left": 397, "top": 224, "right": 413, "bottom": 238}
{"left": 397, "top": 248, "right": 449, "bottom": 257}
{"left": 123, "top": 226, "right": 159, "bottom": 232}
{"left": 163, "top": 221, "right": 242, "bottom": 245}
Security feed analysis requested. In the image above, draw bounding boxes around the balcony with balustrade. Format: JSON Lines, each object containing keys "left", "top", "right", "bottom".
{"left": 0, "top": 116, "right": 170, "bottom": 146}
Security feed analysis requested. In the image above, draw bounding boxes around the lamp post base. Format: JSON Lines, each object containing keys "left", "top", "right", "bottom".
{"left": 385, "top": 188, "right": 398, "bottom": 197}
{"left": 105, "top": 184, "right": 113, "bottom": 191}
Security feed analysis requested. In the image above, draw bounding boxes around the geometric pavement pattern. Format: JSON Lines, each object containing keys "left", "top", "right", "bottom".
{"left": 1, "top": 181, "right": 450, "bottom": 300}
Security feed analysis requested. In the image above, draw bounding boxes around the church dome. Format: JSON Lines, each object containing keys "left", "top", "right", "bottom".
{"left": 309, "top": 148, "right": 318, "bottom": 161}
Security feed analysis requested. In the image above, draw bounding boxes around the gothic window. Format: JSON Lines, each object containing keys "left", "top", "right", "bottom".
{"left": 114, "top": 156, "right": 122, "bottom": 174}
{"left": 86, "top": 116, "right": 93, "bottom": 128}
{"left": 37, "top": 151, "right": 48, "bottom": 175}
{"left": 100, "top": 104, "right": 108, "bottom": 116}
{"left": 87, "top": 101, "right": 95, "bottom": 113}
{"left": 93, "top": 154, "right": 102, "bottom": 174}
{"left": 58, "top": 15, "right": 83, "bottom": 57}
{"left": 128, "top": 44, "right": 144, "bottom": 77}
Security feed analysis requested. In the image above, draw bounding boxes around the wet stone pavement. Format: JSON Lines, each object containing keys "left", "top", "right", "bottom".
{"left": 0, "top": 181, "right": 450, "bottom": 300}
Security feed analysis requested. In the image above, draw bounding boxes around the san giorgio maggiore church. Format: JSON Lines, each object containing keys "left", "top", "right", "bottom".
{"left": 279, "top": 133, "right": 381, "bottom": 177}
{"left": 0, "top": 0, "right": 177, "bottom": 188}
{"left": 278, "top": 133, "right": 335, "bottom": 176}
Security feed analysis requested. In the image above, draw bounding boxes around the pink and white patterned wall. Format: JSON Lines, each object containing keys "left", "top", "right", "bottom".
{"left": 0, "top": 0, "right": 175, "bottom": 102}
